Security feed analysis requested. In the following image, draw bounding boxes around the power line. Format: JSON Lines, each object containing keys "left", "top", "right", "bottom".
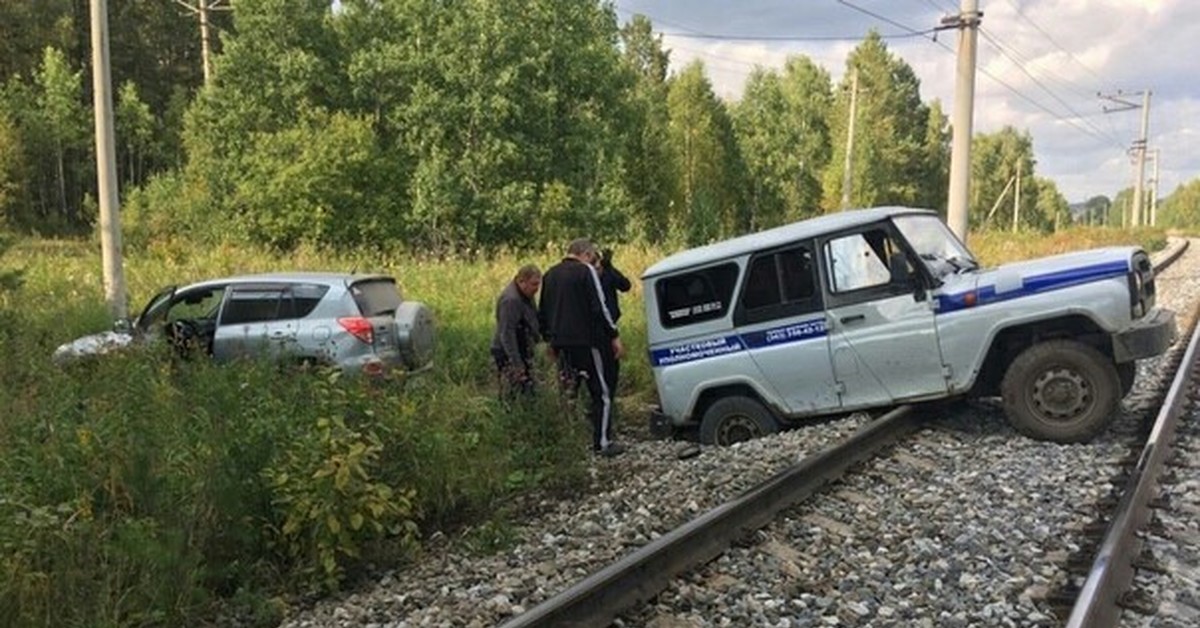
{"left": 977, "top": 27, "right": 1125, "bottom": 148}
{"left": 836, "top": 0, "right": 936, "bottom": 41}
{"left": 1000, "top": 0, "right": 1108, "bottom": 88}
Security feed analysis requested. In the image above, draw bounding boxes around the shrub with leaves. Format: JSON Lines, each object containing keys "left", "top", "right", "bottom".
{"left": 264, "top": 377, "right": 419, "bottom": 591}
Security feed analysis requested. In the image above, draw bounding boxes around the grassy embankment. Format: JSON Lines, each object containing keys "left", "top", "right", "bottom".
{"left": 0, "top": 225, "right": 1167, "bottom": 626}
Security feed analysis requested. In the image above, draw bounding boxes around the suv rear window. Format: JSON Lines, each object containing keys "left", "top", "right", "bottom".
{"left": 657, "top": 263, "right": 739, "bottom": 328}
{"left": 350, "top": 279, "right": 402, "bottom": 316}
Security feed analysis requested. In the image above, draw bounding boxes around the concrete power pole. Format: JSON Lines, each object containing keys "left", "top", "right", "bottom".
{"left": 840, "top": 68, "right": 860, "bottom": 210}
{"left": 1150, "top": 149, "right": 1161, "bottom": 226}
{"left": 175, "top": 1, "right": 229, "bottom": 87}
{"left": 1100, "top": 89, "right": 1152, "bottom": 228}
{"left": 1012, "top": 160, "right": 1022, "bottom": 233}
{"left": 90, "top": 0, "right": 127, "bottom": 319}
{"left": 1132, "top": 90, "right": 1152, "bottom": 227}
{"left": 944, "top": 0, "right": 981, "bottom": 242}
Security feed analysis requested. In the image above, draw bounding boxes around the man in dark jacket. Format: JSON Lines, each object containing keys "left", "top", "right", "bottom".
{"left": 540, "top": 238, "right": 625, "bottom": 456}
{"left": 491, "top": 264, "right": 542, "bottom": 396}
{"left": 595, "top": 247, "right": 631, "bottom": 407}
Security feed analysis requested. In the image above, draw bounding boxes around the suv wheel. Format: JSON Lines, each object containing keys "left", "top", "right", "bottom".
{"left": 1001, "top": 340, "right": 1119, "bottom": 443}
{"left": 700, "top": 396, "right": 778, "bottom": 446}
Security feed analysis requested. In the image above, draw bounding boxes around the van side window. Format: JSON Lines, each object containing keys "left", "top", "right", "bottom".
{"left": 736, "top": 245, "right": 820, "bottom": 325}
{"left": 826, "top": 229, "right": 894, "bottom": 293}
{"left": 657, "top": 263, "right": 739, "bottom": 328}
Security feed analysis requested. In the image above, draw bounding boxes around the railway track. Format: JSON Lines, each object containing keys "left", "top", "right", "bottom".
{"left": 1063, "top": 304, "right": 1200, "bottom": 627}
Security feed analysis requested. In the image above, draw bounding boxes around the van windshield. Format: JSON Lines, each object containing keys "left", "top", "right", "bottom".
{"left": 893, "top": 214, "right": 978, "bottom": 278}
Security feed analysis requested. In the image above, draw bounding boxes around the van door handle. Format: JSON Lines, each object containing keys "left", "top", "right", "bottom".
{"left": 840, "top": 314, "right": 865, "bottom": 324}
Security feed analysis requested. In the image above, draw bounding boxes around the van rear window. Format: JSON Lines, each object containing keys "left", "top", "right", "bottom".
{"left": 656, "top": 263, "right": 739, "bottom": 328}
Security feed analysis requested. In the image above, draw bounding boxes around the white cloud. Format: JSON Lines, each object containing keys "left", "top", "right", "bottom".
{"left": 616, "top": 0, "right": 1198, "bottom": 203}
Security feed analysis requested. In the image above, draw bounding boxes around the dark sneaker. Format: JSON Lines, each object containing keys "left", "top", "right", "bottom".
{"left": 597, "top": 443, "right": 626, "bottom": 457}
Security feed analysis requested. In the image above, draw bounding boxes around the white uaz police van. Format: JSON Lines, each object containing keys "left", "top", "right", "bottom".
{"left": 643, "top": 207, "right": 1175, "bottom": 445}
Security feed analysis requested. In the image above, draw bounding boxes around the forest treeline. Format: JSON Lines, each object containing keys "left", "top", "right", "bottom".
{"left": 0, "top": 0, "right": 1195, "bottom": 253}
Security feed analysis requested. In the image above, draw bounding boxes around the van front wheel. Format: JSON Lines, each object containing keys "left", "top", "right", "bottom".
{"left": 700, "top": 396, "right": 778, "bottom": 446}
{"left": 1001, "top": 340, "right": 1119, "bottom": 443}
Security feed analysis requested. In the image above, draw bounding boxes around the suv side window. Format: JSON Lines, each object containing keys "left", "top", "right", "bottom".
{"left": 657, "top": 263, "right": 739, "bottom": 328}
{"left": 735, "top": 245, "right": 820, "bottom": 325}
{"left": 221, "top": 287, "right": 286, "bottom": 325}
{"left": 221, "top": 284, "right": 330, "bottom": 325}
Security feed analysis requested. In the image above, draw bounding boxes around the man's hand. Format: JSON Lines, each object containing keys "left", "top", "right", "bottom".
{"left": 611, "top": 337, "right": 625, "bottom": 360}
{"left": 546, "top": 345, "right": 558, "bottom": 361}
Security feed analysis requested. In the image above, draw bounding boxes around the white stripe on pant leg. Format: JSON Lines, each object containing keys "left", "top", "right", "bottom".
{"left": 591, "top": 347, "right": 612, "bottom": 450}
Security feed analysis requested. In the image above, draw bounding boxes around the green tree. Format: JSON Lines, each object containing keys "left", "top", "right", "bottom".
{"left": 0, "top": 109, "right": 29, "bottom": 227}
{"left": 1031, "top": 176, "right": 1069, "bottom": 232}
{"left": 917, "top": 100, "right": 950, "bottom": 213}
{"left": 115, "top": 81, "right": 155, "bottom": 187}
{"left": 1109, "top": 187, "right": 1133, "bottom": 228}
{"left": 619, "top": 14, "right": 674, "bottom": 242}
{"left": 969, "top": 126, "right": 1036, "bottom": 231}
{"left": 734, "top": 55, "right": 831, "bottom": 229}
{"left": 1080, "top": 194, "right": 1111, "bottom": 226}
{"left": 823, "top": 32, "right": 931, "bottom": 211}
{"left": 666, "top": 61, "right": 742, "bottom": 245}
{"left": 1158, "top": 180, "right": 1200, "bottom": 229}
{"left": 34, "top": 47, "right": 88, "bottom": 226}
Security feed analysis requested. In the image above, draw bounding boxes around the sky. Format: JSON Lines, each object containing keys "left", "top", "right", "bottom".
{"left": 611, "top": 0, "right": 1199, "bottom": 205}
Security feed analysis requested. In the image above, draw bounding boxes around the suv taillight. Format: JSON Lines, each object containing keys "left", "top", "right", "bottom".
{"left": 338, "top": 317, "right": 374, "bottom": 344}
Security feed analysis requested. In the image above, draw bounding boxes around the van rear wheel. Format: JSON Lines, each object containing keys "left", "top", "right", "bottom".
{"left": 700, "top": 396, "right": 778, "bottom": 446}
{"left": 1000, "top": 340, "right": 1119, "bottom": 443}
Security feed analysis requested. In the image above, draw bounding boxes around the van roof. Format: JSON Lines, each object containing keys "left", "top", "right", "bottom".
{"left": 642, "top": 206, "right": 937, "bottom": 278}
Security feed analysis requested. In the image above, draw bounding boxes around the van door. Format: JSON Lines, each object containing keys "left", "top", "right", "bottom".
{"left": 820, "top": 225, "right": 947, "bottom": 409}
{"left": 734, "top": 243, "right": 840, "bottom": 415}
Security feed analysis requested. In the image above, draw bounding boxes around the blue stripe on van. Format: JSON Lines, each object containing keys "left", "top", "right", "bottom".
{"left": 936, "top": 260, "right": 1128, "bottom": 313}
{"left": 649, "top": 317, "right": 826, "bottom": 367}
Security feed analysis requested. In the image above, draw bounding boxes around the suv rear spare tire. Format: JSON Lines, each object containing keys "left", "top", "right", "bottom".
{"left": 700, "top": 396, "right": 778, "bottom": 446}
{"left": 1000, "top": 339, "right": 1120, "bottom": 443}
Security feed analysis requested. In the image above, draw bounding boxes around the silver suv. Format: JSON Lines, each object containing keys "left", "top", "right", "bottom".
{"left": 54, "top": 272, "right": 436, "bottom": 376}
{"left": 643, "top": 207, "right": 1175, "bottom": 445}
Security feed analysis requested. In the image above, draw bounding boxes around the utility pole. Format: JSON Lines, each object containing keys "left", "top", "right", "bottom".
{"left": 1100, "top": 89, "right": 1152, "bottom": 228}
{"left": 1149, "top": 149, "right": 1160, "bottom": 226}
{"left": 1012, "top": 160, "right": 1022, "bottom": 232}
{"left": 840, "top": 68, "right": 860, "bottom": 210}
{"left": 943, "top": 0, "right": 981, "bottom": 242}
{"left": 90, "top": 0, "right": 126, "bottom": 319}
{"left": 174, "top": 1, "right": 230, "bottom": 87}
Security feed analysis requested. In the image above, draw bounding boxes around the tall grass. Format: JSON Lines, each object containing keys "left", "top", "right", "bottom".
{"left": 0, "top": 225, "right": 1166, "bottom": 626}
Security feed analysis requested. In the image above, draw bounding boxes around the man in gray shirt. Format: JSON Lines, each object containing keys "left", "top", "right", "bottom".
{"left": 491, "top": 264, "right": 542, "bottom": 396}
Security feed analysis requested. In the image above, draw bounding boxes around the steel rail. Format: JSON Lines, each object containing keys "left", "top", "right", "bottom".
{"left": 1065, "top": 305, "right": 1200, "bottom": 627}
{"left": 499, "top": 405, "right": 920, "bottom": 628}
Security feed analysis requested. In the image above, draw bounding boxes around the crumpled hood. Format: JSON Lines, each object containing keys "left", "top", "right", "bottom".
{"left": 53, "top": 331, "right": 135, "bottom": 364}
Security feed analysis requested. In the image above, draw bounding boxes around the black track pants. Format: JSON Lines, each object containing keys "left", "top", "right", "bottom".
{"left": 555, "top": 345, "right": 613, "bottom": 451}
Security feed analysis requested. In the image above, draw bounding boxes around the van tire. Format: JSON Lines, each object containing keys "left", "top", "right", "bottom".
{"left": 1001, "top": 340, "right": 1119, "bottom": 443}
{"left": 700, "top": 396, "right": 778, "bottom": 446}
